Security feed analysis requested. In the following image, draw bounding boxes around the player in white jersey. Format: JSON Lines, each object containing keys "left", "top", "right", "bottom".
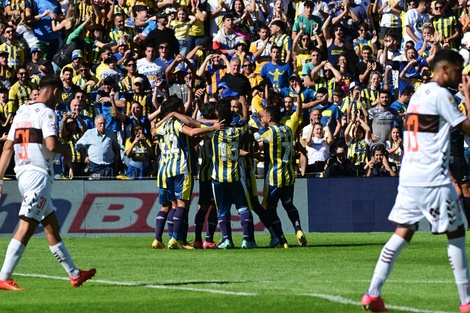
{"left": 361, "top": 49, "right": 470, "bottom": 312}
{"left": 0, "top": 76, "right": 96, "bottom": 291}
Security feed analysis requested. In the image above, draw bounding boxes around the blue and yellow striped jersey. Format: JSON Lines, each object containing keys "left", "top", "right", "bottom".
{"left": 79, "top": 1, "right": 93, "bottom": 22}
{"left": 204, "top": 63, "right": 226, "bottom": 96}
{"left": 431, "top": 15, "right": 458, "bottom": 48}
{"left": 274, "top": 34, "right": 292, "bottom": 63}
{"left": 255, "top": 113, "right": 299, "bottom": 187}
{"left": 109, "top": 27, "right": 135, "bottom": 44}
{"left": 360, "top": 88, "right": 378, "bottom": 109}
{"left": 314, "top": 77, "right": 336, "bottom": 98}
{"left": 73, "top": 75, "right": 99, "bottom": 94}
{"left": 209, "top": 125, "right": 247, "bottom": 183}
{"left": 169, "top": 20, "right": 192, "bottom": 40}
{"left": 348, "top": 138, "right": 369, "bottom": 165}
{"left": 8, "top": 80, "right": 37, "bottom": 111}
{"left": 159, "top": 118, "right": 193, "bottom": 177}
{"left": 155, "top": 128, "right": 168, "bottom": 189}
{"left": 340, "top": 96, "right": 364, "bottom": 114}
{"left": 0, "top": 42, "right": 24, "bottom": 71}
{"left": 199, "top": 133, "right": 213, "bottom": 182}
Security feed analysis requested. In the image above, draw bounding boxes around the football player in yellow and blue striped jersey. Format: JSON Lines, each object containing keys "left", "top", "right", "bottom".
{"left": 254, "top": 92, "right": 307, "bottom": 248}
{"left": 209, "top": 103, "right": 256, "bottom": 249}
{"left": 193, "top": 102, "right": 219, "bottom": 249}
{"left": 157, "top": 96, "right": 222, "bottom": 249}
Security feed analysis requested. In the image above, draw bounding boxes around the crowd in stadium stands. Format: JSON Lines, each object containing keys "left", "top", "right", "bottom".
{"left": 0, "top": 0, "right": 469, "bottom": 181}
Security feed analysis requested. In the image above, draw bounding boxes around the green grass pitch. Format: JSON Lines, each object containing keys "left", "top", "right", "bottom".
{"left": 0, "top": 232, "right": 464, "bottom": 313}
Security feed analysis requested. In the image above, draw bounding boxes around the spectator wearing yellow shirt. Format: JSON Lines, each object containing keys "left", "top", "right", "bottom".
{"left": 7, "top": 66, "right": 37, "bottom": 113}
{"left": 60, "top": 50, "right": 84, "bottom": 79}
{"left": 0, "top": 26, "right": 24, "bottom": 71}
{"left": 242, "top": 59, "right": 262, "bottom": 88}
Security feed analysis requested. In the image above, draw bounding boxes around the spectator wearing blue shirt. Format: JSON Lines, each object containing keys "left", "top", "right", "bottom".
{"left": 31, "top": 0, "right": 63, "bottom": 58}
{"left": 260, "top": 45, "right": 292, "bottom": 91}
{"left": 311, "top": 87, "right": 342, "bottom": 138}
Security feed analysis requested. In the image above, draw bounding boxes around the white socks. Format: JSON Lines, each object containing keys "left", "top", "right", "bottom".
{"left": 49, "top": 241, "right": 80, "bottom": 278}
{"left": 368, "top": 234, "right": 408, "bottom": 296}
{"left": 0, "top": 239, "right": 25, "bottom": 281}
{"left": 448, "top": 237, "right": 470, "bottom": 305}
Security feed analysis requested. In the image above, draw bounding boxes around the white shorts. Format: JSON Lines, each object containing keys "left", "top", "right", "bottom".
{"left": 18, "top": 170, "right": 55, "bottom": 222}
{"left": 388, "top": 184, "right": 464, "bottom": 234}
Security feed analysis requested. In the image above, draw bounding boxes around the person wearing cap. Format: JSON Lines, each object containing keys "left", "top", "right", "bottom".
{"left": 260, "top": 45, "right": 293, "bottom": 91}
{"left": 94, "top": 77, "right": 127, "bottom": 141}
{"left": 213, "top": 14, "right": 238, "bottom": 55}
{"left": 270, "top": 20, "right": 293, "bottom": 64}
{"left": 169, "top": 6, "right": 197, "bottom": 56}
{"left": 280, "top": 74, "right": 316, "bottom": 118}
{"left": 229, "top": 38, "right": 255, "bottom": 65}
{"left": 187, "top": 0, "right": 208, "bottom": 54}
{"left": 114, "top": 39, "right": 133, "bottom": 70}
{"left": 60, "top": 49, "right": 84, "bottom": 79}
{"left": 109, "top": 13, "right": 136, "bottom": 50}
{"left": 143, "top": 12, "right": 180, "bottom": 58}
{"left": 309, "top": 86, "right": 342, "bottom": 138}
{"left": 124, "top": 76, "right": 154, "bottom": 117}
{"left": 0, "top": 26, "right": 24, "bottom": 71}
{"left": 25, "top": 47, "right": 43, "bottom": 76}
{"left": 196, "top": 51, "right": 227, "bottom": 99}
{"left": 341, "top": 81, "right": 367, "bottom": 123}
{"left": 291, "top": 1, "right": 323, "bottom": 40}
{"left": 165, "top": 54, "right": 196, "bottom": 103}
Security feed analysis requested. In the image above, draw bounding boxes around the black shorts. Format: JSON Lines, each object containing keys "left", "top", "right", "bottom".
{"left": 450, "top": 156, "right": 470, "bottom": 185}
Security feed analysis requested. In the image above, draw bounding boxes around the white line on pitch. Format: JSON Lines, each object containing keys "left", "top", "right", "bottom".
{"left": 305, "top": 293, "right": 455, "bottom": 313}
{"left": 15, "top": 273, "right": 256, "bottom": 296}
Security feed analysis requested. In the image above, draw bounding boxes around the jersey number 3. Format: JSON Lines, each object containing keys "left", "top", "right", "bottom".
{"left": 406, "top": 114, "right": 419, "bottom": 152}
{"left": 16, "top": 129, "right": 30, "bottom": 160}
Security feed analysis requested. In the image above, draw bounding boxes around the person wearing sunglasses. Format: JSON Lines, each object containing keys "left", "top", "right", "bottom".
{"left": 0, "top": 27, "right": 24, "bottom": 72}
{"left": 430, "top": 0, "right": 460, "bottom": 49}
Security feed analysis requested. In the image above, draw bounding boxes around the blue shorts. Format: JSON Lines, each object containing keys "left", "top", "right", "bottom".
{"left": 166, "top": 174, "right": 193, "bottom": 201}
{"left": 158, "top": 188, "right": 175, "bottom": 206}
{"left": 212, "top": 180, "right": 249, "bottom": 217}
{"left": 264, "top": 184, "right": 294, "bottom": 208}
{"left": 198, "top": 180, "right": 214, "bottom": 206}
